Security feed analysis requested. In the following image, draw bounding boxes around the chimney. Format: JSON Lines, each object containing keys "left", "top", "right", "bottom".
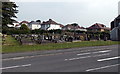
{"left": 49, "top": 19, "right": 52, "bottom": 21}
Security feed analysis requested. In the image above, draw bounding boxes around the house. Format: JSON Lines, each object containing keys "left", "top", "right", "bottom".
{"left": 28, "top": 21, "right": 41, "bottom": 30}
{"left": 79, "top": 27, "right": 87, "bottom": 32}
{"left": 87, "top": 23, "right": 110, "bottom": 32}
{"left": 41, "top": 19, "right": 64, "bottom": 30}
{"left": 110, "top": 15, "right": 120, "bottom": 41}
{"left": 62, "top": 24, "right": 87, "bottom": 31}
{"left": 20, "top": 21, "right": 29, "bottom": 26}
{"left": 7, "top": 20, "right": 19, "bottom": 28}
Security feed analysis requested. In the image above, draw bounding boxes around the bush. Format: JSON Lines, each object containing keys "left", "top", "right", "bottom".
{"left": 31, "top": 29, "right": 46, "bottom": 34}
{"left": 80, "top": 36, "right": 85, "bottom": 41}
{"left": 48, "top": 29, "right": 62, "bottom": 34}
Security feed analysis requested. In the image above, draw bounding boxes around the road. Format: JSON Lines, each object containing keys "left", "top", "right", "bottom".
{"left": 2, "top": 45, "right": 120, "bottom": 72}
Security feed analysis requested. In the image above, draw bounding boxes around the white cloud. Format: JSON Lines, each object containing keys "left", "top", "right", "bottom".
{"left": 11, "top": 0, "right": 120, "bottom": 27}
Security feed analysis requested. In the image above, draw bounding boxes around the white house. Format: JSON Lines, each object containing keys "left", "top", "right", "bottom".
{"left": 28, "top": 21, "right": 41, "bottom": 30}
{"left": 41, "top": 19, "right": 64, "bottom": 30}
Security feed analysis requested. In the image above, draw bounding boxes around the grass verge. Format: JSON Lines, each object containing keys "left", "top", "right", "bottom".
{"left": 3, "top": 35, "right": 20, "bottom": 45}
{"left": 2, "top": 41, "right": 119, "bottom": 53}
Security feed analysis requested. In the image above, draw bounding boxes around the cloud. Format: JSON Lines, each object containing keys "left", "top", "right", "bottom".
{"left": 12, "top": 0, "right": 120, "bottom": 27}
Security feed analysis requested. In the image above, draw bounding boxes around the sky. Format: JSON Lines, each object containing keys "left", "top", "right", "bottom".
{"left": 10, "top": 0, "right": 120, "bottom": 27}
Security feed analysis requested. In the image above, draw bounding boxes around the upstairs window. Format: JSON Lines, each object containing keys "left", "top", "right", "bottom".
{"left": 118, "top": 22, "right": 120, "bottom": 27}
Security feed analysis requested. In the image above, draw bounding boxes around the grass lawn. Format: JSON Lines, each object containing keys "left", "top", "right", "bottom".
{"left": 2, "top": 40, "right": 119, "bottom": 53}
{"left": 3, "top": 35, "right": 20, "bottom": 45}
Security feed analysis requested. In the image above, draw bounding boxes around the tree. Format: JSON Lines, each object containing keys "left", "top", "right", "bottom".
{"left": 2, "top": 2, "right": 18, "bottom": 26}
{"left": 36, "top": 20, "right": 41, "bottom": 23}
{"left": 20, "top": 24, "right": 29, "bottom": 30}
{"left": 20, "top": 24, "right": 30, "bottom": 34}
{"left": 71, "top": 23, "right": 78, "bottom": 39}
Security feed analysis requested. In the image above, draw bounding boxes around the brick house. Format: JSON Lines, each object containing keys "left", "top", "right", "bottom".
{"left": 62, "top": 24, "right": 87, "bottom": 31}
{"left": 87, "top": 23, "right": 110, "bottom": 32}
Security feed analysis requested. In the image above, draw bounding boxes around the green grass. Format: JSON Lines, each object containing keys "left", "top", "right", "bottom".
{"left": 2, "top": 41, "right": 119, "bottom": 53}
{"left": 3, "top": 35, "right": 20, "bottom": 45}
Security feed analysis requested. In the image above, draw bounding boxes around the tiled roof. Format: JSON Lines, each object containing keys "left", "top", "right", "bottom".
{"left": 42, "top": 19, "right": 59, "bottom": 25}
{"left": 63, "top": 24, "right": 85, "bottom": 29}
{"left": 41, "top": 19, "right": 64, "bottom": 27}
{"left": 20, "top": 21, "right": 29, "bottom": 24}
{"left": 78, "top": 26, "right": 85, "bottom": 29}
{"left": 59, "top": 24, "right": 64, "bottom": 27}
{"left": 15, "top": 24, "right": 19, "bottom": 26}
{"left": 29, "top": 21, "right": 40, "bottom": 24}
{"left": 116, "top": 15, "right": 120, "bottom": 20}
{"left": 88, "top": 23, "right": 110, "bottom": 30}
{"left": 88, "top": 23, "right": 104, "bottom": 29}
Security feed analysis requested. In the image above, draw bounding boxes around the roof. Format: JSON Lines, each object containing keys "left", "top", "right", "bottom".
{"left": 29, "top": 21, "right": 41, "bottom": 25}
{"left": 116, "top": 15, "right": 120, "bottom": 19}
{"left": 41, "top": 19, "right": 64, "bottom": 27}
{"left": 59, "top": 24, "right": 64, "bottom": 27}
{"left": 63, "top": 24, "right": 85, "bottom": 29}
{"left": 88, "top": 23, "right": 105, "bottom": 29}
{"left": 15, "top": 24, "right": 20, "bottom": 26}
{"left": 42, "top": 19, "right": 59, "bottom": 25}
{"left": 77, "top": 26, "right": 86, "bottom": 29}
{"left": 88, "top": 23, "right": 110, "bottom": 30}
{"left": 20, "top": 21, "right": 29, "bottom": 24}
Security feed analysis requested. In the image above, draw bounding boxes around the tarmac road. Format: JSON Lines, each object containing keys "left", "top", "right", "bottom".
{"left": 2, "top": 45, "right": 120, "bottom": 72}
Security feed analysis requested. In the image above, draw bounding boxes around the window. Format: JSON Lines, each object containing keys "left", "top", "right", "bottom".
{"left": 48, "top": 24, "right": 50, "bottom": 27}
{"left": 119, "top": 22, "right": 120, "bottom": 27}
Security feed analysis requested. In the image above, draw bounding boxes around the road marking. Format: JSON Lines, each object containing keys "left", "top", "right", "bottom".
{"left": 2, "top": 48, "right": 113, "bottom": 61}
{"left": 65, "top": 53, "right": 111, "bottom": 61}
{"left": 86, "top": 64, "right": 120, "bottom": 72}
{"left": 65, "top": 56, "right": 91, "bottom": 61}
{"left": 92, "top": 50, "right": 111, "bottom": 54}
{"left": 77, "top": 50, "right": 111, "bottom": 56}
{"left": 2, "top": 53, "right": 63, "bottom": 61}
{"left": 77, "top": 53, "right": 91, "bottom": 56}
{"left": 93, "top": 53, "right": 110, "bottom": 57}
{"left": 3, "top": 57, "right": 25, "bottom": 61}
{"left": 0, "top": 64, "right": 31, "bottom": 70}
{"left": 97, "top": 56, "right": 120, "bottom": 62}
{"left": 3, "top": 50, "right": 110, "bottom": 61}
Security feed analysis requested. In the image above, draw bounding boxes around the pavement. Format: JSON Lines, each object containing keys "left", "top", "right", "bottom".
{"left": 2, "top": 45, "right": 120, "bottom": 72}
